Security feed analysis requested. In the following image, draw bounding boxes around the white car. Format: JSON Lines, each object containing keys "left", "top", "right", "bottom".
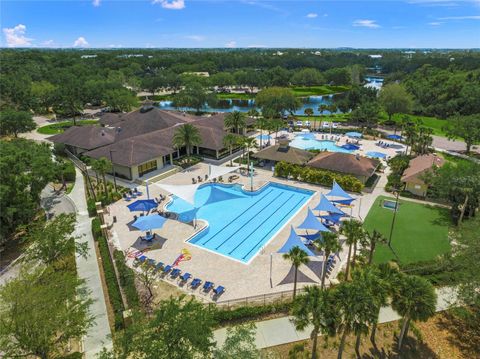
{"left": 332, "top": 122, "right": 338, "bottom": 128}
{"left": 322, "top": 121, "right": 331, "bottom": 128}
{"left": 305, "top": 121, "right": 311, "bottom": 127}
{"left": 296, "top": 121, "right": 303, "bottom": 127}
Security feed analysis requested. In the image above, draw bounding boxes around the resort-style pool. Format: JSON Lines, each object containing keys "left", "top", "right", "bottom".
{"left": 289, "top": 136, "right": 353, "bottom": 153}
{"left": 166, "top": 183, "right": 314, "bottom": 263}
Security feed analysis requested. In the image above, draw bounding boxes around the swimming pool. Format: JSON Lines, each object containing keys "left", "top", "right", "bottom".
{"left": 289, "top": 136, "right": 353, "bottom": 153}
{"left": 166, "top": 183, "right": 314, "bottom": 263}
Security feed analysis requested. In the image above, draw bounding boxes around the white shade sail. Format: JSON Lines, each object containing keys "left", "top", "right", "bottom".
{"left": 154, "top": 183, "right": 200, "bottom": 205}
{"left": 208, "top": 164, "right": 240, "bottom": 180}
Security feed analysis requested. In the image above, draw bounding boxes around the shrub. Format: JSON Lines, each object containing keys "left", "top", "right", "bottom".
{"left": 400, "top": 257, "right": 461, "bottom": 286}
{"left": 214, "top": 301, "right": 292, "bottom": 325}
{"left": 113, "top": 250, "right": 140, "bottom": 309}
{"left": 87, "top": 198, "right": 97, "bottom": 217}
{"left": 62, "top": 161, "right": 76, "bottom": 182}
{"left": 91, "top": 217, "right": 102, "bottom": 241}
{"left": 96, "top": 234, "right": 124, "bottom": 330}
{"left": 274, "top": 161, "right": 363, "bottom": 192}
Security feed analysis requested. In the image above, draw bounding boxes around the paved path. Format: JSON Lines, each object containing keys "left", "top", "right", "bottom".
{"left": 214, "top": 287, "right": 458, "bottom": 349}
{"left": 69, "top": 168, "right": 112, "bottom": 357}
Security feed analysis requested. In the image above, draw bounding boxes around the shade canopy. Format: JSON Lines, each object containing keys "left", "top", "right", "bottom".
{"left": 366, "top": 151, "right": 387, "bottom": 159}
{"left": 132, "top": 214, "right": 167, "bottom": 231}
{"left": 345, "top": 131, "right": 362, "bottom": 138}
{"left": 332, "top": 198, "right": 355, "bottom": 206}
{"left": 155, "top": 183, "right": 200, "bottom": 205}
{"left": 326, "top": 181, "right": 354, "bottom": 201}
{"left": 319, "top": 212, "right": 344, "bottom": 224}
{"left": 313, "top": 194, "right": 344, "bottom": 214}
{"left": 277, "top": 226, "right": 315, "bottom": 256}
{"left": 297, "top": 208, "right": 331, "bottom": 232}
{"left": 208, "top": 164, "right": 240, "bottom": 180}
{"left": 127, "top": 199, "right": 158, "bottom": 212}
{"left": 387, "top": 134, "right": 402, "bottom": 140}
{"left": 341, "top": 143, "right": 360, "bottom": 150}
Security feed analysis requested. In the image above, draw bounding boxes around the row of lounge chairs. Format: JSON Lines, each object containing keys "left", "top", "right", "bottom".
{"left": 376, "top": 141, "right": 391, "bottom": 148}
{"left": 133, "top": 255, "right": 226, "bottom": 298}
{"left": 123, "top": 188, "right": 142, "bottom": 201}
{"left": 192, "top": 175, "right": 209, "bottom": 184}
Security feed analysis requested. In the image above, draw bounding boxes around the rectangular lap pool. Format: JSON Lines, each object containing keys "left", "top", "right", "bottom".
{"left": 166, "top": 182, "right": 314, "bottom": 263}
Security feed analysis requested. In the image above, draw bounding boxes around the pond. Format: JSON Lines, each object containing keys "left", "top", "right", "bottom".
{"left": 158, "top": 94, "right": 338, "bottom": 115}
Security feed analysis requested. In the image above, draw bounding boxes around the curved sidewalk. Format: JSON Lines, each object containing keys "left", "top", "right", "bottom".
{"left": 69, "top": 168, "right": 112, "bottom": 357}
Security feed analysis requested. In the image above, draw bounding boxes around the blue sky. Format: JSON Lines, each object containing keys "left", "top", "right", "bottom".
{"left": 2, "top": 0, "right": 479, "bottom": 48}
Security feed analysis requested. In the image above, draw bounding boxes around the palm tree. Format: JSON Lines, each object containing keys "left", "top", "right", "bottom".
{"left": 361, "top": 229, "right": 387, "bottom": 265}
{"left": 283, "top": 246, "right": 310, "bottom": 299}
{"left": 224, "top": 110, "right": 246, "bottom": 134}
{"left": 172, "top": 123, "right": 202, "bottom": 157}
{"left": 270, "top": 118, "right": 284, "bottom": 138}
{"left": 223, "top": 133, "right": 239, "bottom": 166}
{"left": 291, "top": 286, "right": 339, "bottom": 359}
{"left": 247, "top": 108, "right": 259, "bottom": 119}
{"left": 91, "top": 157, "right": 112, "bottom": 196}
{"left": 314, "top": 232, "right": 341, "bottom": 289}
{"left": 242, "top": 136, "right": 258, "bottom": 166}
{"left": 339, "top": 219, "right": 364, "bottom": 280}
{"left": 304, "top": 107, "right": 314, "bottom": 130}
{"left": 256, "top": 117, "right": 267, "bottom": 148}
{"left": 335, "top": 276, "right": 377, "bottom": 359}
{"left": 391, "top": 274, "right": 437, "bottom": 351}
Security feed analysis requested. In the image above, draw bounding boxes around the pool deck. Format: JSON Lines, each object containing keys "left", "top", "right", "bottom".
{"left": 104, "top": 162, "right": 354, "bottom": 303}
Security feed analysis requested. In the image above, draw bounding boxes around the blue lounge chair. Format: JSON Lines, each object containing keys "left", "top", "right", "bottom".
{"left": 163, "top": 265, "right": 172, "bottom": 274}
{"left": 203, "top": 281, "right": 214, "bottom": 292}
{"left": 154, "top": 262, "right": 164, "bottom": 272}
{"left": 134, "top": 255, "right": 146, "bottom": 266}
{"left": 180, "top": 273, "right": 191, "bottom": 282}
{"left": 191, "top": 278, "right": 202, "bottom": 289}
{"left": 170, "top": 268, "right": 181, "bottom": 278}
{"left": 147, "top": 258, "right": 156, "bottom": 267}
{"left": 213, "top": 286, "right": 225, "bottom": 296}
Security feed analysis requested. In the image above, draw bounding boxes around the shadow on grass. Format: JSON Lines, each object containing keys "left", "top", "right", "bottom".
{"left": 427, "top": 205, "right": 453, "bottom": 228}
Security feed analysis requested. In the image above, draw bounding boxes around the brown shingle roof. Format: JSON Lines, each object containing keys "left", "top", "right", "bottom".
{"left": 307, "top": 152, "right": 380, "bottom": 177}
{"left": 48, "top": 126, "right": 116, "bottom": 150}
{"left": 401, "top": 154, "right": 445, "bottom": 185}
{"left": 253, "top": 145, "right": 314, "bottom": 165}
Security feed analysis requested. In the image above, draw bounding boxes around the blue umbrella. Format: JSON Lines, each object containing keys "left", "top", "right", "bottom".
{"left": 366, "top": 151, "right": 387, "bottom": 159}
{"left": 132, "top": 214, "right": 167, "bottom": 231}
{"left": 345, "top": 131, "right": 362, "bottom": 138}
{"left": 387, "top": 134, "right": 402, "bottom": 140}
{"left": 127, "top": 199, "right": 157, "bottom": 212}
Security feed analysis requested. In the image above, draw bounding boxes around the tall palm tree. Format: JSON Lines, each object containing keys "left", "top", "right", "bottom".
{"left": 256, "top": 117, "right": 267, "bottom": 148}
{"left": 223, "top": 133, "right": 240, "bottom": 166}
{"left": 247, "top": 108, "right": 259, "bottom": 119}
{"left": 304, "top": 107, "right": 314, "bottom": 130}
{"left": 270, "top": 118, "right": 284, "bottom": 138}
{"left": 283, "top": 246, "right": 310, "bottom": 299}
{"left": 91, "top": 157, "right": 112, "bottom": 196}
{"left": 361, "top": 229, "right": 387, "bottom": 265}
{"left": 339, "top": 219, "right": 364, "bottom": 280}
{"left": 224, "top": 110, "right": 246, "bottom": 135}
{"left": 335, "top": 276, "right": 377, "bottom": 359}
{"left": 291, "top": 286, "right": 339, "bottom": 359}
{"left": 391, "top": 274, "right": 437, "bottom": 351}
{"left": 242, "top": 136, "right": 258, "bottom": 166}
{"left": 172, "top": 123, "right": 202, "bottom": 157}
{"left": 314, "top": 232, "right": 342, "bottom": 289}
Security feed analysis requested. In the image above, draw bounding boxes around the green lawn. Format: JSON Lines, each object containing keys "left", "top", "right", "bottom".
{"left": 37, "top": 120, "right": 99, "bottom": 135}
{"left": 363, "top": 196, "right": 451, "bottom": 264}
{"left": 216, "top": 92, "right": 254, "bottom": 100}
{"left": 296, "top": 113, "right": 350, "bottom": 123}
{"left": 381, "top": 113, "right": 449, "bottom": 137}
{"left": 290, "top": 85, "right": 350, "bottom": 97}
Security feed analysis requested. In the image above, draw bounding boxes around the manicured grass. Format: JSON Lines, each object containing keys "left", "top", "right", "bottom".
{"left": 296, "top": 114, "right": 350, "bottom": 123}
{"left": 363, "top": 196, "right": 451, "bottom": 264}
{"left": 37, "top": 120, "right": 99, "bottom": 135}
{"left": 381, "top": 113, "right": 449, "bottom": 137}
{"left": 216, "top": 92, "right": 254, "bottom": 100}
{"left": 290, "top": 85, "right": 350, "bottom": 97}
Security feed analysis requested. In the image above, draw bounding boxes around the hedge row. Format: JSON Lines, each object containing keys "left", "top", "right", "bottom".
{"left": 91, "top": 218, "right": 125, "bottom": 330}
{"left": 213, "top": 301, "right": 292, "bottom": 325}
{"left": 400, "top": 257, "right": 461, "bottom": 287}
{"left": 274, "top": 161, "right": 363, "bottom": 193}
{"left": 113, "top": 250, "right": 140, "bottom": 309}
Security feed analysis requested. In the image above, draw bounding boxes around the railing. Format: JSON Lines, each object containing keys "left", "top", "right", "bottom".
{"left": 216, "top": 287, "right": 307, "bottom": 309}
{"left": 64, "top": 148, "right": 88, "bottom": 173}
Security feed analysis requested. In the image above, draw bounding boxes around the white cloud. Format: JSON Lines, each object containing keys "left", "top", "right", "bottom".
{"left": 153, "top": 0, "right": 185, "bottom": 10}
{"left": 92, "top": 0, "right": 101, "bottom": 6}
{"left": 73, "top": 36, "right": 89, "bottom": 47}
{"left": 306, "top": 13, "right": 318, "bottom": 18}
{"left": 353, "top": 19, "right": 381, "bottom": 28}
{"left": 3, "top": 24, "right": 33, "bottom": 47}
{"left": 185, "top": 35, "right": 205, "bottom": 41}
{"left": 225, "top": 40, "right": 236, "bottom": 48}
{"left": 438, "top": 15, "right": 480, "bottom": 20}
{"left": 42, "top": 39, "right": 55, "bottom": 47}
{"left": 428, "top": 21, "right": 443, "bottom": 25}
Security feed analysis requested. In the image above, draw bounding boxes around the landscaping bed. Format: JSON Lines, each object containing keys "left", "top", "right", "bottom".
{"left": 37, "top": 119, "right": 99, "bottom": 135}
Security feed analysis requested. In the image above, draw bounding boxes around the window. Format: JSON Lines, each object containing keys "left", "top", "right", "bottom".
{"left": 138, "top": 160, "right": 157, "bottom": 177}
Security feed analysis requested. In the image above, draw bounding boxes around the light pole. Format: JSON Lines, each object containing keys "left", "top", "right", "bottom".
{"left": 109, "top": 150, "right": 118, "bottom": 193}
{"left": 250, "top": 161, "right": 254, "bottom": 191}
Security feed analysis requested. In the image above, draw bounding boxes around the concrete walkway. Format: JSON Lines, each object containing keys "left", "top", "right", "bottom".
{"left": 214, "top": 287, "right": 458, "bottom": 349}
{"left": 69, "top": 168, "right": 112, "bottom": 357}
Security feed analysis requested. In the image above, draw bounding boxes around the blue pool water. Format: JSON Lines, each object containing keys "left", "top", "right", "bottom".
{"left": 166, "top": 183, "right": 314, "bottom": 263}
{"left": 289, "top": 136, "right": 353, "bottom": 153}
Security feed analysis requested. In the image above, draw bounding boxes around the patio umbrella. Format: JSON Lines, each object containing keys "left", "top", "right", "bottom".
{"left": 345, "top": 131, "right": 362, "bottom": 138}
{"left": 127, "top": 199, "right": 157, "bottom": 212}
{"left": 387, "top": 134, "right": 402, "bottom": 140}
{"left": 366, "top": 151, "right": 387, "bottom": 159}
{"left": 132, "top": 214, "right": 167, "bottom": 231}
